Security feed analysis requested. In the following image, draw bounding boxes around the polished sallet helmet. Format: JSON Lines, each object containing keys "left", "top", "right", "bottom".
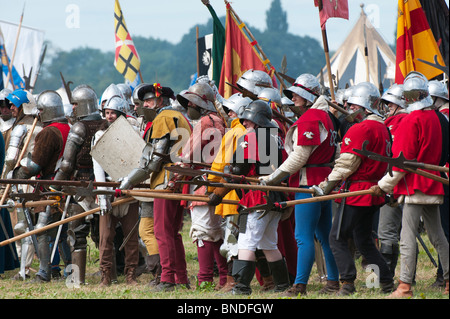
{"left": 402, "top": 71, "right": 433, "bottom": 112}
{"left": 36, "top": 90, "right": 66, "bottom": 123}
{"left": 71, "top": 84, "right": 99, "bottom": 118}
{"left": 347, "top": 82, "right": 382, "bottom": 116}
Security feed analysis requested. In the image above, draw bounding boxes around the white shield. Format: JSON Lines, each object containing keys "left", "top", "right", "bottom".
{"left": 90, "top": 116, "right": 145, "bottom": 182}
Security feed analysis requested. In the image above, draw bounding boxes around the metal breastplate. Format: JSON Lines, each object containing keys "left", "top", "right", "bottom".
{"left": 75, "top": 119, "right": 106, "bottom": 179}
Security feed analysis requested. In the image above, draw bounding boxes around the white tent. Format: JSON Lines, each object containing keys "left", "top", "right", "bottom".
{"left": 319, "top": 6, "right": 396, "bottom": 91}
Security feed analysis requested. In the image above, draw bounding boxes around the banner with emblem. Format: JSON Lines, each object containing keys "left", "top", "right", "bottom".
{"left": 114, "top": 0, "right": 142, "bottom": 86}
{"left": 218, "top": 2, "right": 277, "bottom": 99}
{"left": 395, "top": 0, "right": 445, "bottom": 83}
{"left": 197, "top": 33, "right": 213, "bottom": 80}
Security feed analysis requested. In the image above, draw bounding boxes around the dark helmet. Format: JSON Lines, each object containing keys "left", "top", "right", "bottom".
{"left": 240, "top": 100, "right": 277, "bottom": 128}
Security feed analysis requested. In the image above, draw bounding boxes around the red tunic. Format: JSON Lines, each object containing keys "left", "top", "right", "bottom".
{"left": 289, "top": 109, "right": 337, "bottom": 186}
{"left": 391, "top": 110, "right": 444, "bottom": 196}
{"left": 339, "top": 118, "right": 391, "bottom": 206}
{"left": 384, "top": 113, "right": 408, "bottom": 143}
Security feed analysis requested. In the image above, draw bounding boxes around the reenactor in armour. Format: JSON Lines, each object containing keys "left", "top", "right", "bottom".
{"left": 12, "top": 90, "right": 71, "bottom": 282}
{"left": 52, "top": 84, "right": 106, "bottom": 284}
{"left": 119, "top": 83, "right": 192, "bottom": 292}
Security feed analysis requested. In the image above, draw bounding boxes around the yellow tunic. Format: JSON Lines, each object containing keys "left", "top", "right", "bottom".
{"left": 147, "top": 109, "right": 192, "bottom": 189}
{"left": 208, "top": 118, "right": 246, "bottom": 217}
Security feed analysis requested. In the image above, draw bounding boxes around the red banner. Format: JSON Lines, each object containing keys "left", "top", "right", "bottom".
{"left": 314, "top": 0, "right": 349, "bottom": 30}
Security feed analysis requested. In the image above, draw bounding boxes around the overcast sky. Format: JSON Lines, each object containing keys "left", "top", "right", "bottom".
{"left": 0, "top": 0, "right": 418, "bottom": 54}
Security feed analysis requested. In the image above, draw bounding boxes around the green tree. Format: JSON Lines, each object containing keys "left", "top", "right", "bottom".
{"left": 266, "top": 0, "right": 288, "bottom": 34}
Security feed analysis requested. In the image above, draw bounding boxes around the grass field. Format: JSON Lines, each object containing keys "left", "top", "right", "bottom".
{"left": 0, "top": 212, "right": 448, "bottom": 302}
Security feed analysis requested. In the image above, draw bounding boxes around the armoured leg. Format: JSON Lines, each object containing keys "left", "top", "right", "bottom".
{"left": 36, "top": 233, "right": 51, "bottom": 281}
{"left": 220, "top": 214, "right": 239, "bottom": 262}
{"left": 13, "top": 207, "right": 27, "bottom": 235}
{"left": 67, "top": 204, "right": 90, "bottom": 284}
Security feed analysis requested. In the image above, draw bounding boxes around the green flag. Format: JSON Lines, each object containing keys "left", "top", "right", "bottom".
{"left": 205, "top": 3, "right": 225, "bottom": 85}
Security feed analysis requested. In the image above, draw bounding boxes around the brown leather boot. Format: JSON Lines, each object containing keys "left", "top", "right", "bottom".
{"left": 260, "top": 276, "right": 275, "bottom": 292}
{"left": 388, "top": 281, "right": 413, "bottom": 298}
{"left": 125, "top": 268, "right": 138, "bottom": 286}
{"left": 281, "top": 283, "right": 307, "bottom": 297}
{"left": 337, "top": 281, "right": 356, "bottom": 296}
{"left": 218, "top": 275, "right": 235, "bottom": 292}
{"left": 444, "top": 280, "right": 449, "bottom": 295}
{"left": 318, "top": 280, "right": 340, "bottom": 295}
{"left": 99, "top": 268, "right": 112, "bottom": 287}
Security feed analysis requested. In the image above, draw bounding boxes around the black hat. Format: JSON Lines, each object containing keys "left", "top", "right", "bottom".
{"left": 138, "top": 83, "right": 175, "bottom": 101}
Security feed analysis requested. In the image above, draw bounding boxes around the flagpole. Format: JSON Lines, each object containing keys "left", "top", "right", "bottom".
{"left": 4, "top": 3, "right": 25, "bottom": 90}
{"left": 317, "top": 0, "right": 336, "bottom": 101}
{"left": 196, "top": 26, "right": 200, "bottom": 77}
{"left": 224, "top": 0, "right": 286, "bottom": 91}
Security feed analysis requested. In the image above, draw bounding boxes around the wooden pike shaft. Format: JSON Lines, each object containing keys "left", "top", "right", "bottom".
{"left": 3, "top": 199, "right": 58, "bottom": 209}
{"left": 283, "top": 189, "right": 375, "bottom": 208}
{"left": 0, "top": 197, "right": 135, "bottom": 247}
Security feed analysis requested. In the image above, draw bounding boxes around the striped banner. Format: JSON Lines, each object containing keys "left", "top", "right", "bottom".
{"left": 395, "top": 0, "right": 444, "bottom": 83}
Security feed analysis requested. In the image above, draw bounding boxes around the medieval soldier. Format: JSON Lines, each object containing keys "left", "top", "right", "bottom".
{"left": 428, "top": 79, "right": 449, "bottom": 289}
{"left": 209, "top": 99, "right": 291, "bottom": 295}
{"left": 177, "top": 81, "right": 228, "bottom": 289}
{"left": 11, "top": 90, "right": 71, "bottom": 282}
{"left": 259, "top": 73, "right": 340, "bottom": 296}
{"left": 371, "top": 72, "right": 449, "bottom": 297}
{"left": 0, "top": 88, "right": 14, "bottom": 142}
{"left": 119, "top": 83, "right": 192, "bottom": 292}
{"left": 92, "top": 95, "right": 140, "bottom": 286}
{"left": 376, "top": 84, "right": 408, "bottom": 278}
{"left": 52, "top": 84, "right": 106, "bottom": 284}
{"left": 313, "top": 82, "right": 394, "bottom": 296}
{"left": 3, "top": 89, "right": 42, "bottom": 280}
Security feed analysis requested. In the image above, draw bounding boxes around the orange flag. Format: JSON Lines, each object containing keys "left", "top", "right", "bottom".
{"left": 218, "top": 2, "right": 276, "bottom": 99}
{"left": 395, "top": 0, "right": 444, "bottom": 83}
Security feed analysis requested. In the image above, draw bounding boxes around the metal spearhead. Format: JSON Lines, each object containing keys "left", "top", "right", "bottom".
{"left": 240, "top": 195, "right": 286, "bottom": 220}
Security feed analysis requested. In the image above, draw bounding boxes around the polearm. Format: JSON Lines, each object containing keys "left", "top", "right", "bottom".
{"left": 175, "top": 179, "right": 339, "bottom": 195}
{"left": 316, "top": 0, "right": 335, "bottom": 100}
{"left": 0, "top": 192, "right": 239, "bottom": 247}
{"left": 0, "top": 178, "right": 150, "bottom": 188}
{"left": 241, "top": 189, "right": 375, "bottom": 215}
{"left": 0, "top": 197, "right": 134, "bottom": 248}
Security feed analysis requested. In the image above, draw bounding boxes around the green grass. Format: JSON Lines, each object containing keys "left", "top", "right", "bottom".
{"left": 0, "top": 214, "right": 448, "bottom": 300}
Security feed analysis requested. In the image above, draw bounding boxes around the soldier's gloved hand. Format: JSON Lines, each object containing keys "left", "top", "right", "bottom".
{"left": 370, "top": 185, "right": 386, "bottom": 197}
{"left": 99, "top": 196, "right": 112, "bottom": 215}
{"left": 208, "top": 193, "right": 223, "bottom": 206}
{"left": 259, "top": 169, "right": 290, "bottom": 186}
{"left": 310, "top": 185, "right": 324, "bottom": 197}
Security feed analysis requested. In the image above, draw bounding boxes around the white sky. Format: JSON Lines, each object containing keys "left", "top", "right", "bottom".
{"left": 0, "top": 0, "right": 448, "bottom": 53}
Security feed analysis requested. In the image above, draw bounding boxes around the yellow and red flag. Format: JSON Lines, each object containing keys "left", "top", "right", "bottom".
{"left": 395, "top": 0, "right": 444, "bottom": 83}
{"left": 114, "top": 0, "right": 141, "bottom": 85}
{"left": 218, "top": 2, "right": 276, "bottom": 99}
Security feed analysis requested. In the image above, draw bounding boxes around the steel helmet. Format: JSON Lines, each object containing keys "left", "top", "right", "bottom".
{"left": 131, "top": 82, "right": 148, "bottom": 108}
{"left": 283, "top": 73, "right": 320, "bottom": 104}
{"left": 381, "top": 84, "right": 406, "bottom": 109}
{"left": 428, "top": 80, "right": 449, "bottom": 101}
{"left": 334, "top": 89, "right": 345, "bottom": 106}
{"left": 71, "top": 84, "right": 99, "bottom": 118}
{"left": 100, "top": 84, "right": 124, "bottom": 110}
{"left": 402, "top": 71, "right": 433, "bottom": 112}
{"left": 236, "top": 69, "right": 273, "bottom": 95}
{"left": 36, "top": 90, "right": 66, "bottom": 123}
{"left": 0, "top": 88, "right": 12, "bottom": 104}
{"left": 240, "top": 99, "right": 277, "bottom": 128}
{"left": 343, "top": 86, "right": 355, "bottom": 103}
{"left": 258, "top": 87, "right": 282, "bottom": 107}
{"left": 347, "top": 82, "right": 382, "bottom": 116}
{"left": 116, "top": 83, "right": 133, "bottom": 105}
{"left": 222, "top": 93, "right": 252, "bottom": 117}
{"left": 102, "top": 95, "right": 128, "bottom": 116}
{"left": 177, "top": 82, "right": 216, "bottom": 112}
{"left": 7, "top": 89, "right": 38, "bottom": 115}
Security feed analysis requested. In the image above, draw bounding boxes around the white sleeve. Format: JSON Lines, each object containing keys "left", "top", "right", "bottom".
{"left": 327, "top": 152, "right": 362, "bottom": 182}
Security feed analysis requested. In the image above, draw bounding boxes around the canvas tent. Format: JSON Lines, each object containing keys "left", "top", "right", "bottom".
{"left": 319, "top": 5, "right": 396, "bottom": 91}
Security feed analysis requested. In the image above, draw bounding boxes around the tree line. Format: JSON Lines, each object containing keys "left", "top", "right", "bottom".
{"left": 34, "top": 0, "right": 326, "bottom": 96}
